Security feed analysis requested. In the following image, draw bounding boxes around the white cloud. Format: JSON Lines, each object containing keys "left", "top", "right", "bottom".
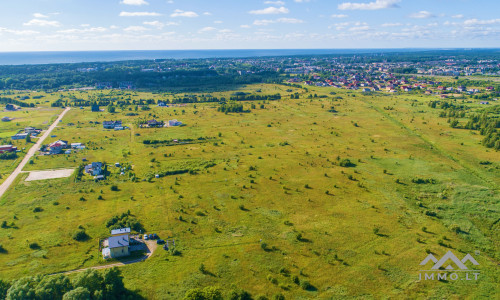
{"left": 452, "top": 14, "right": 464, "bottom": 19}
{"left": 23, "top": 19, "right": 61, "bottom": 27}
{"left": 199, "top": 26, "right": 216, "bottom": 33}
{"left": 240, "top": 25, "right": 251, "bottom": 28}
{"left": 331, "top": 14, "right": 348, "bottom": 18}
{"left": 249, "top": 6, "right": 289, "bottom": 15}
{"left": 143, "top": 21, "right": 164, "bottom": 29}
{"left": 381, "top": 22, "right": 402, "bottom": 27}
{"left": 214, "top": 20, "right": 223, "bottom": 24}
{"left": 410, "top": 11, "right": 435, "bottom": 19}
{"left": 33, "top": 13, "right": 49, "bottom": 18}
{"left": 254, "top": 18, "right": 304, "bottom": 25}
{"left": 219, "top": 29, "right": 232, "bottom": 33}
{"left": 349, "top": 25, "right": 370, "bottom": 31}
{"left": 294, "top": 0, "right": 311, "bottom": 2}
{"left": 0, "top": 27, "right": 39, "bottom": 35}
{"left": 338, "top": 0, "right": 400, "bottom": 11}
{"left": 464, "top": 18, "right": 500, "bottom": 25}
{"left": 58, "top": 27, "right": 107, "bottom": 34}
{"left": 124, "top": 25, "right": 149, "bottom": 32}
{"left": 119, "top": 12, "right": 161, "bottom": 17}
{"left": 121, "top": 0, "right": 149, "bottom": 5}
{"left": 203, "top": 12, "right": 212, "bottom": 16}
{"left": 264, "top": 1, "right": 285, "bottom": 4}
{"left": 171, "top": 9, "right": 198, "bottom": 17}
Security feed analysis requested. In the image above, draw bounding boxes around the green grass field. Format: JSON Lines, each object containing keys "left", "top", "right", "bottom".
{"left": 0, "top": 84, "right": 498, "bottom": 299}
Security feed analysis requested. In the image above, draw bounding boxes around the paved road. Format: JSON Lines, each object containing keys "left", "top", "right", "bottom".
{"left": 0, "top": 107, "right": 71, "bottom": 199}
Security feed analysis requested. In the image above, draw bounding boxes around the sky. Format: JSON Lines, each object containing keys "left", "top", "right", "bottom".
{"left": 0, "top": 0, "right": 498, "bottom": 51}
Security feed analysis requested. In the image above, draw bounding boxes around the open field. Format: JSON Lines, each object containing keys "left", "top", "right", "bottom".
{"left": 0, "top": 84, "right": 498, "bottom": 299}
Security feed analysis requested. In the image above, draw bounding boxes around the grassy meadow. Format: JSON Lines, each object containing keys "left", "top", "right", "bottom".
{"left": 0, "top": 84, "right": 498, "bottom": 299}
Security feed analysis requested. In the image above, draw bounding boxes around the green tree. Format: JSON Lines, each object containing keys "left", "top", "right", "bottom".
{"left": 107, "top": 105, "right": 116, "bottom": 113}
{"left": 6, "top": 277, "right": 37, "bottom": 300}
{"left": 35, "top": 275, "right": 73, "bottom": 300}
{"left": 0, "top": 279, "right": 11, "bottom": 300}
{"left": 72, "top": 269, "right": 102, "bottom": 297}
{"left": 62, "top": 287, "right": 91, "bottom": 300}
{"left": 184, "top": 286, "right": 222, "bottom": 300}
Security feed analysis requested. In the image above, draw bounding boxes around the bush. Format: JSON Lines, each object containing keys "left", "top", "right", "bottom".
{"left": 339, "top": 158, "right": 356, "bottom": 167}
{"left": 110, "top": 185, "right": 119, "bottom": 191}
{"left": 72, "top": 230, "right": 89, "bottom": 242}
{"left": 0, "top": 244, "right": 6, "bottom": 253}
{"left": 300, "top": 280, "right": 313, "bottom": 290}
{"left": 33, "top": 207, "right": 43, "bottom": 213}
{"left": 29, "top": 243, "right": 41, "bottom": 250}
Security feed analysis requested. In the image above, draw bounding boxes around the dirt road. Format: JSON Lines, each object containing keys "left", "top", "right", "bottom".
{"left": 0, "top": 107, "right": 71, "bottom": 199}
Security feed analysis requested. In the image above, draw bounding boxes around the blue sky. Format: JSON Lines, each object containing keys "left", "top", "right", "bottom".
{"left": 0, "top": 0, "right": 498, "bottom": 51}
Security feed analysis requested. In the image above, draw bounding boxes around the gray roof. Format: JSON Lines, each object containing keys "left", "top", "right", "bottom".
{"left": 108, "top": 235, "right": 129, "bottom": 249}
{"left": 111, "top": 228, "right": 130, "bottom": 235}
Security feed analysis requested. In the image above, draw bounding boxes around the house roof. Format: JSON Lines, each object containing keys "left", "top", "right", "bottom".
{"left": 108, "top": 235, "right": 129, "bottom": 248}
{"left": 111, "top": 228, "right": 131, "bottom": 235}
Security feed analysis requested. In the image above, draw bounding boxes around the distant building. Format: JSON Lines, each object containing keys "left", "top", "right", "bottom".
{"left": 48, "top": 140, "right": 68, "bottom": 154}
{"left": 147, "top": 119, "right": 163, "bottom": 127}
{"left": 11, "top": 133, "right": 28, "bottom": 140}
{"left": 0, "top": 145, "right": 17, "bottom": 154}
{"left": 480, "top": 101, "right": 489, "bottom": 105}
{"left": 103, "top": 120, "right": 122, "bottom": 129}
{"left": 85, "top": 162, "right": 103, "bottom": 176}
{"left": 111, "top": 228, "right": 131, "bottom": 236}
{"left": 168, "top": 119, "right": 182, "bottom": 127}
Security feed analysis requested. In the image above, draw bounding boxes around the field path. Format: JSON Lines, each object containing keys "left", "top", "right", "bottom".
{"left": 0, "top": 107, "right": 71, "bottom": 199}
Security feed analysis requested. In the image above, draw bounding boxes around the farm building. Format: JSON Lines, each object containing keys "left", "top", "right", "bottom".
{"left": 0, "top": 145, "right": 17, "bottom": 154}
{"left": 111, "top": 228, "right": 131, "bottom": 236}
{"left": 11, "top": 133, "right": 28, "bottom": 140}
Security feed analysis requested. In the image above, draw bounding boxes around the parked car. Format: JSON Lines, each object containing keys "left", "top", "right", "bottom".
{"left": 152, "top": 233, "right": 158, "bottom": 239}
{"left": 156, "top": 239, "right": 165, "bottom": 244}
{"left": 144, "top": 234, "right": 148, "bottom": 240}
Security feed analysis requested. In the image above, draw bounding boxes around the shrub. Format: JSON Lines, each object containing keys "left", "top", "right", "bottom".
{"left": 300, "top": 280, "right": 313, "bottom": 290}
{"left": 339, "top": 158, "right": 356, "bottom": 167}
{"left": 73, "top": 230, "right": 89, "bottom": 242}
{"left": 33, "top": 207, "right": 43, "bottom": 213}
{"left": 0, "top": 244, "right": 6, "bottom": 253}
{"left": 110, "top": 185, "right": 119, "bottom": 191}
{"left": 29, "top": 243, "right": 40, "bottom": 250}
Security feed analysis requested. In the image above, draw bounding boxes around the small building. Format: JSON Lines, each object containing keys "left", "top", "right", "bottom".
{"left": 103, "top": 120, "right": 122, "bottom": 129}
{"left": 25, "top": 127, "right": 42, "bottom": 136}
{"left": 480, "top": 101, "right": 489, "bottom": 105}
{"left": 111, "top": 228, "right": 131, "bottom": 236}
{"left": 158, "top": 102, "right": 169, "bottom": 107}
{"left": 11, "top": 133, "right": 28, "bottom": 140}
{"left": 147, "top": 119, "right": 163, "bottom": 127}
{"left": 1, "top": 117, "right": 10, "bottom": 122}
{"left": 168, "top": 119, "right": 182, "bottom": 127}
{"left": 0, "top": 145, "right": 17, "bottom": 154}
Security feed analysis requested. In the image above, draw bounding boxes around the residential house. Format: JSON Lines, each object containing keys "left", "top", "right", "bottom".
{"left": 102, "top": 234, "right": 130, "bottom": 259}
{"left": 85, "top": 162, "right": 103, "bottom": 176}
{"left": 103, "top": 120, "right": 122, "bottom": 129}
{"left": 25, "top": 127, "right": 42, "bottom": 136}
{"left": 48, "top": 140, "right": 68, "bottom": 154}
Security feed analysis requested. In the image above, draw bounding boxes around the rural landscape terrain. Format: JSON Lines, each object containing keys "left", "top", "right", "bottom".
{"left": 0, "top": 51, "right": 499, "bottom": 299}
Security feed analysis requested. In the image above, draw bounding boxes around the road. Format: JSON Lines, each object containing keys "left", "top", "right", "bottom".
{"left": 0, "top": 107, "right": 71, "bottom": 199}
